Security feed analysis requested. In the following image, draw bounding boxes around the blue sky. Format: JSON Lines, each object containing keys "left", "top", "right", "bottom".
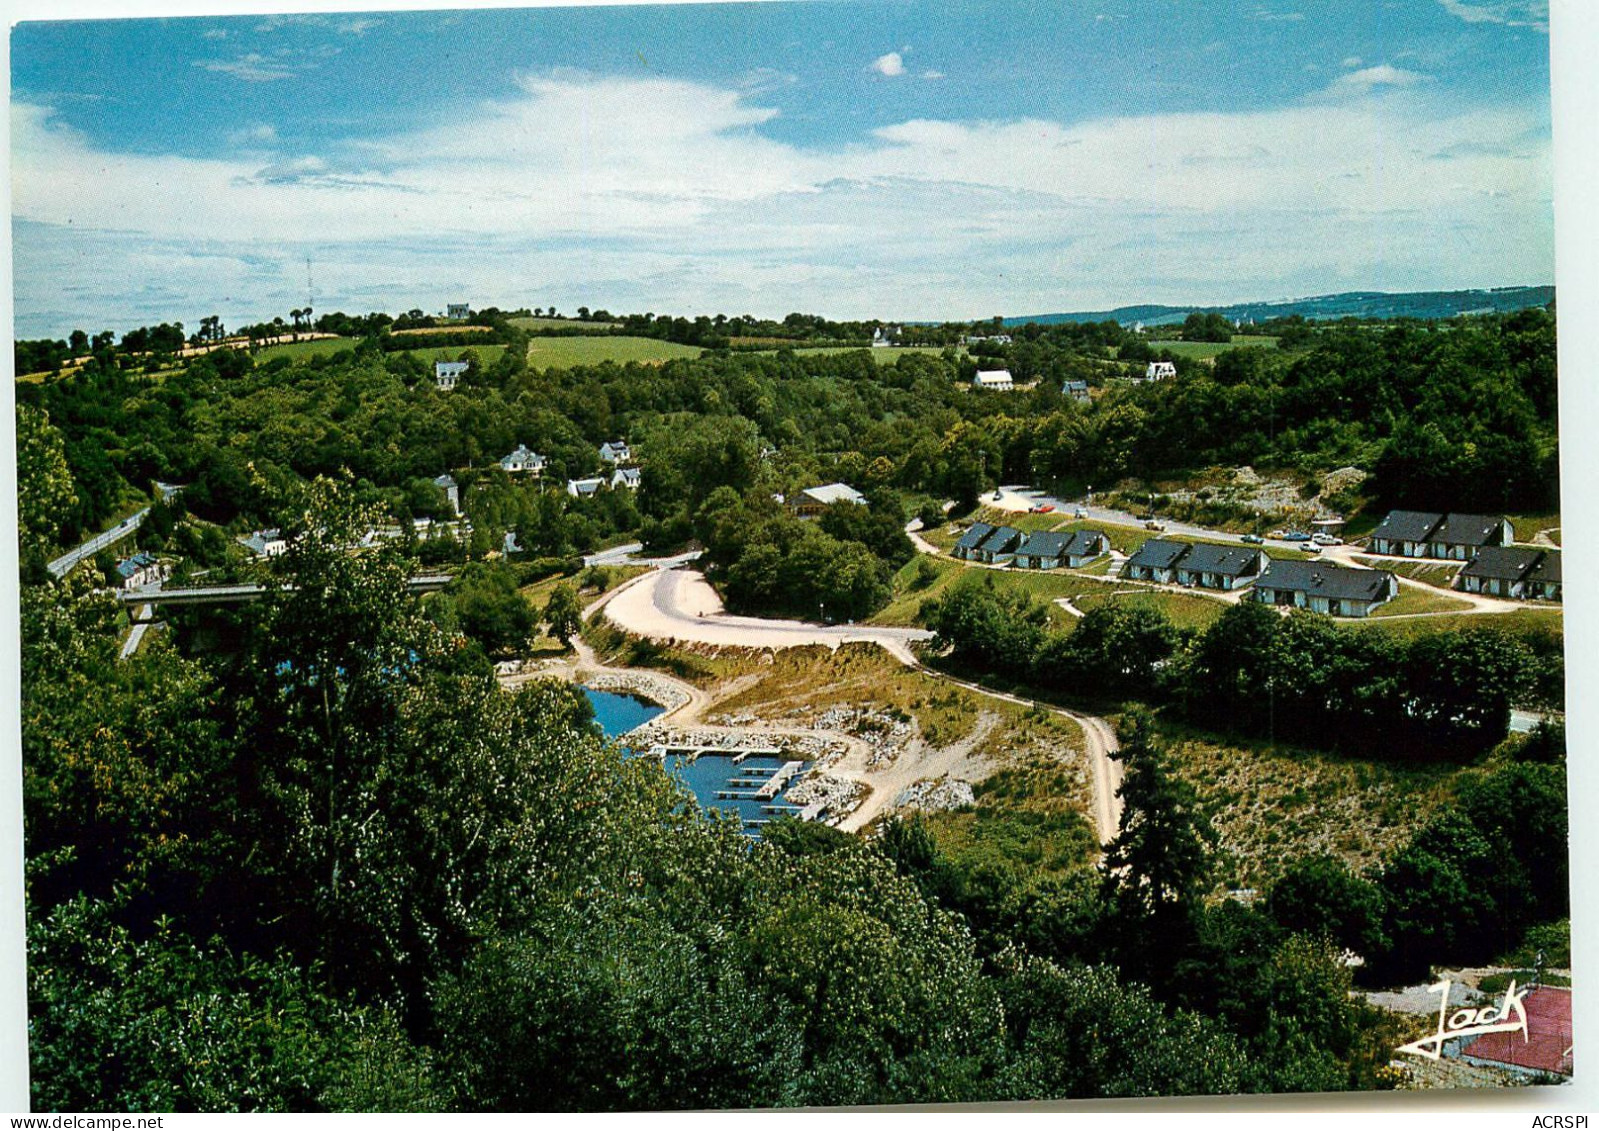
{"left": 9, "top": 0, "right": 1556, "bottom": 338}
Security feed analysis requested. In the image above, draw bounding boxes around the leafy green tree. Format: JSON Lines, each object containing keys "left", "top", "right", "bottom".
{"left": 1267, "top": 854, "right": 1389, "bottom": 958}
{"left": 449, "top": 562, "right": 537, "bottom": 656}
{"left": 28, "top": 896, "right": 446, "bottom": 1112}
{"left": 543, "top": 582, "right": 583, "bottom": 647}
{"left": 994, "top": 954, "right": 1248, "bottom": 1099}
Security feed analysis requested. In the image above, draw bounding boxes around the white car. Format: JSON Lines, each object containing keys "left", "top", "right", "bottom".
{"left": 1312, "top": 533, "right": 1343, "bottom": 546}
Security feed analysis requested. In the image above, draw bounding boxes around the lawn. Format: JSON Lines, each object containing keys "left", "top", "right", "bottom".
{"left": 1508, "top": 513, "right": 1561, "bottom": 545}
{"left": 1145, "top": 335, "right": 1280, "bottom": 360}
{"left": 1064, "top": 585, "right": 1230, "bottom": 632}
{"left": 1351, "top": 555, "right": 1462, "bottom": 587}
{"left": 1367, "top": 586, "right": 1476, "bottom": 618}
{"left": 525, "top": 335, "right": 703, "bottom": 370}
{"left": 1347, "top": 605, "right": 1563, "bottom": 641}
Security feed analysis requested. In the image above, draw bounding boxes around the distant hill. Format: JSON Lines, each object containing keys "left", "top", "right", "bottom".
{"left": 1006, "top": 286, "right": 1554, "bottom": 328}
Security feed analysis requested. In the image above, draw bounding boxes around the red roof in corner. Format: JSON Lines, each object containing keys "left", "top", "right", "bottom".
{"left": 1462, "top": 986, "right": 1573, "bottom": 1077}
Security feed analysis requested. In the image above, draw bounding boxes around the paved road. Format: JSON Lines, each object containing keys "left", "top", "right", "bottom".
{"left": 603, "top": 566, "right": 932, "bottom": 664}
{"left": 582, "top": 542, "right": 703, "bottom": 569}
{"left": 48, "top": 508, "right": 150, "bottom": 578}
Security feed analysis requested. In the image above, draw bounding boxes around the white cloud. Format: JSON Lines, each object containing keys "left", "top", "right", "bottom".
{"left": 922, "top": 70, "right": 946, "bottom": 80}
{"left": 869, "top": 52, "right": 906, "bottom": 77}
{"left": 1436, "top": 0, "right": 1549, "bottom": 32}
{"left": 194, "top": 53, "right": 303, "bottom": 82}
{"left": 201, "top": 28, "right": 228, "bottom": 40}
{"left": 1342, "top": 56, "right": 1363, "bottom": 68}
{"left": 1252, "top": 9, "right": 1305, "bottom": 20}
{"left": 10, "top": 71, "right": 1553, "bottom": 333}
{"left": 1331, "top": 64, "right": 1429, "bottom": 92}
{"left": 228, "top": 123, "right": 279, "bottom": 146}
{"left": 338, "top": 18, "right": 383, "bottom": 36}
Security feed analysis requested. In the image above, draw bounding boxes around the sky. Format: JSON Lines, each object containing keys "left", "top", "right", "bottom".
{"left": 7, "top": 0, "right": 1558, "bottom": 339}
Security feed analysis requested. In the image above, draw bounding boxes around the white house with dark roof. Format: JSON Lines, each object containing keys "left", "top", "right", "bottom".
{"left": 1013, "top": 529, "right": 1107, "bottom": 570}
{"left": 447, "top": 303, "right": 470, "bottom": 320}
{"left": 953, "top": 521, "right": 996, "bottom": 561}
{"left": 432, "top": 473, "right": 460, "bottom": 516}
{"left": 611, "top": 467, "right": 642, "bottom": 490}
{"left": 599, "top": 440, "right": 632, "bottom": 465}
{"left": 974, "top": 525, "right": 1024, "bottom": 564}
{"left": 114, "top": 551, "right": 168, "bottom": 591}
{"left": 1429, "top": 514, "right": 1513, "bottom": 561}
{"left": 1122, "top": 539, "right": 1190, "bottom": 583}
{"left": 972, "top": 369, "right": 1014, "bottom": 392}
{"left": 434, "top": 360, "right": 468, "bottom": 391}
{"left": 499, "top": 445, "right": 545, "bottom": 475}
{"left": 1368, "top": 510, "right": 1444, "bottom": 557}
{"left": 1458, "top": 546, "right": 1543, "bottom": 599}
{"left": 567, "top": 477, "right": 606, "bottom": 498}
{"left": 240, "top": 529, "right": 288, "bottom": 558}
{"left": 1062, "top": 380, "right": 1091, "bottom": 403}
{"left": 1144, "top": 361, "right": 1177, "bottom": 381}
{"left": 1251, "top": 560, "right": 1397, "bottom": 618}
{"left": 1525, "top": 550, "right": 1562, "bottom": 602}
{"left": 1173, "top": 543, "right": 1262, "bottom": 591}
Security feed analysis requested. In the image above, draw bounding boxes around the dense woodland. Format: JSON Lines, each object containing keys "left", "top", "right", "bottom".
{"left": 15, "top": 303, "right": 1568, "bottom": 1108}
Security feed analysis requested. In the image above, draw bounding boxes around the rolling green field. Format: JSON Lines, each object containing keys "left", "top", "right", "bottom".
{"left": 783, "top": 345, "right": 951, "bottom": 364}
{"left": 525, "top": 335, "right": 703, "bottom": 370}
{"left": 1145, "top": 335, "right": 1280, "bottom": 360}
{"left": 404, "top": 344, "right": 507, "bottom": 367}
{"left": 254, "top": 336, "right": 359, "bottom": 361}
{"left": 507, "top": 316, "right": 620, "bottom": 330}
{"left": 1367, "top": 586, "right": 1476, "bottom": 617}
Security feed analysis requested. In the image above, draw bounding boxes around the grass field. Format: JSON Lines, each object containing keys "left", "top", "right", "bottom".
{"left": 1064, "top": 584, "right": 1230, "bottom": 631}
{"left": 1145, "top": 335, "right": 1280, "bottom": 360}
{"left": 507, "top": 316, "right": 619, "bottom": 330}
{"left": 782, "top": 345, "right": 951, "bottom": 364}
{"left": 525, "top": 335, "right": 703, "bottom": 370}
{"left": 255, "top": 336, "right": 360, "bottom": 361}
{"left": 404, "top": 344, "right": 507, "bottom": 367}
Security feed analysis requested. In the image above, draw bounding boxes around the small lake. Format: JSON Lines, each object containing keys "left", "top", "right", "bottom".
{"left": 583, "top": 686, "right": 665, "bottom": 736}
{"left": 580, "top": 685, "right": 811, "bottom": 838}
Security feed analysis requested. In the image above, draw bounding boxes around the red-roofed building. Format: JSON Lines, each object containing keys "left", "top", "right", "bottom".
{"left": 1460, "top": 986, "right": 1573, "bottom": 1078}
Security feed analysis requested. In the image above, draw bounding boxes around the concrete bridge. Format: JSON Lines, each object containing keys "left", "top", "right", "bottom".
{"left": 117, "top": 574, "right": 454, "bottom": 618}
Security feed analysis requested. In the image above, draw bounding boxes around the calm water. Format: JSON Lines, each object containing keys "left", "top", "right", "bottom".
{"left": 583, "top": 686, "right": 665, "bottom": 736}
{"left": 580, "top": 686, "right": 809, "bottom": 838}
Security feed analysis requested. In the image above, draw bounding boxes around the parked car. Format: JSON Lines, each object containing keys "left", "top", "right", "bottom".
{"left": 1281, "top": 532, "right": 1312, "bottom": 542}
{"left": 1144, "top": 519, "right": 1167, "bottom": 531}
{"left": 1029, "top": 503, "right": 1055, "bottom": 514}
{"left": 1303, "top": 542, "right": 1322, "bottom": 553}
{"left": 1312, "top": 532, "right": 1342, "bottom": 546}
{"left": 1074, "top": 507, "right": 1088, "bottom": 519}
{"left": 1241, "top": 533, "right": 1265, "bottom": 544}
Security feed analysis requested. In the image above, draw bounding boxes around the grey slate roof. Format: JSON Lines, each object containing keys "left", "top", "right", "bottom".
{"left": 1461, "top": 545, "right": 1543, "bottom": 582}
{"left": 1015, "top": 530, "right": 1071, "bottom": 559}
{"left": 1434, "top": 513, "right": 1507, "bottom": 547}
{"left": 954, "top": 522, "right": 996, "bottom": 552}
{"left": 977, "top": 526, "right": 1023, "bottom": 555}
{"left": 116, "top": 552, "right": 157, "bottom": 579}
{"left": 1125, "top": 539, "right": 1190, "bottom": 571}
{"left": 1062, "top": 529, "right": 1105, "bottom": 558}
{"left": 1177, "top": 542, "right": 1260, "bottom": 576}
{"left": 1371, "top": 510, "right": 1444, "bottom": 544}
{"left": 1256, "top": 559, "right": 1394, "bottom": 602}
{"left": 1526, "top": 550, "right": 1561, "bottom": 586}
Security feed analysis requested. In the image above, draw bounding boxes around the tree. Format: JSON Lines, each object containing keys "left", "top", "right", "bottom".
{"left": 543, "top": 582, "right": 583, "bottom": 648}
{"left": 1101, "top": 710, "right": 1217, "bottom": 920}
{"left": 450, "top": 563, "right": 537, "bottom": 656}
